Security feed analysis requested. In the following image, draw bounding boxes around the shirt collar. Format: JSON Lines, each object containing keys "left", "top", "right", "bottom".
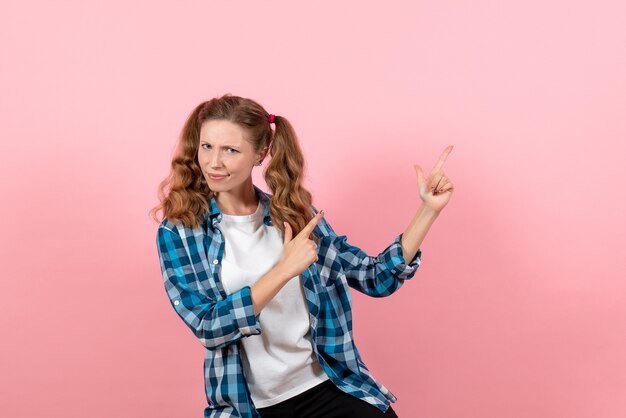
{"left": 206, "top": 184, "right": 272, "bottom": 229}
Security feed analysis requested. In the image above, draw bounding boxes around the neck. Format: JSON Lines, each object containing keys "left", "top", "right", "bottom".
{"left": 214, "top": 180, "right": 258, "bottom": 215}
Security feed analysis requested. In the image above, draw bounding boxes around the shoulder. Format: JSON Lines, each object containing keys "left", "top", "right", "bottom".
{"left": 159, "top": 217, "right": 177, "bottom": 231}
{"left": 156, "top": 219, "right": 182, "bottom": 249}
{"left": 156, "top": 217, "right": 198, "bottom": 243}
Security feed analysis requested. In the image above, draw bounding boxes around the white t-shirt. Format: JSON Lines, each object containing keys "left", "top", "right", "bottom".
{"left": 216, "top": 200, "right": 329, "bottom": 408}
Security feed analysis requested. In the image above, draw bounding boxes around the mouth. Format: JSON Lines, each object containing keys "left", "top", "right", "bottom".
{"left": 208, "top": 174, "right": 228, "bottom": 180}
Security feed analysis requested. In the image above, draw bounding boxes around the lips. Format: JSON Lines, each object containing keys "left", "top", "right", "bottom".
{"left": 208, "top": 174, "right": 227, "bottom": 179}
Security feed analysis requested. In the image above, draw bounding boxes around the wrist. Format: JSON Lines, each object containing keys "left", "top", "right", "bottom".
{"left": 272, "top": 262, "right": 292, "bottom": 283}
{"left": 419, "top": 203, "right": 441, "bottom": 218}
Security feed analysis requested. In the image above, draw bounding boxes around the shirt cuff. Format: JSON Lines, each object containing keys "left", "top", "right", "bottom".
{"left": 229, "top": 286, "right": 261, "bottom": 337}
{"left": 385, "top": 233, "right": 422, "bottom": 280}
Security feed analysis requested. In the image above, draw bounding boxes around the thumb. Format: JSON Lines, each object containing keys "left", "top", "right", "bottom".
{"left": 414, "top": 164, "right": 425, "bottom": 186}
{"left": 283, "top": 221, "right": 292, "bottom": 245}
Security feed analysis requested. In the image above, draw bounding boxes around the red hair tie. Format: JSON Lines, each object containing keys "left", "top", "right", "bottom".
{"left": 268, "top": 114, "right": 275, "bottom": 123}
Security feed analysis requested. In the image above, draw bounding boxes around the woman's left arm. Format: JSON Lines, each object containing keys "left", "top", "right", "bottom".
{"left": 399, "top": 204, "right": 440, "bottom": 265}
{"left": 313, "top": 145, "right": 455, "bottom": 297}
{"left": 402, "top": 145, "right": 455, "bottom": 263}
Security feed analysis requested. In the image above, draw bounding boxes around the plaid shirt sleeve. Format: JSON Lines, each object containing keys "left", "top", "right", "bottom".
{"left": 313, "top": 206, "right": 422, "bottom": 297}
{"left": 156, "top": 225, "right": 261, "bottom": 350}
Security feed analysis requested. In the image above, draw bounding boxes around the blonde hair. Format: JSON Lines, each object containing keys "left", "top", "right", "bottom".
{"left": 149, "top": 93, "right": 318, "bottom": 240}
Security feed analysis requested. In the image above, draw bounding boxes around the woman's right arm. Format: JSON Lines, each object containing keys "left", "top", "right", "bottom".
{"left": 156, "top": 211, "right": 324, "bottom": 350}
{"left": 249, "top": 266, "right": 292, "bottom": 315}
{"left": 157, "top": 225, "right": 265, "bottom": 351}
{"left": 250, "top": 210, "right": 325, "bottom": 315}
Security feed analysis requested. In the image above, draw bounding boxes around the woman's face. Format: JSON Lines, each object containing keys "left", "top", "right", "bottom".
{"left": 198, "top": 119, "right": 265, "bottom": 194}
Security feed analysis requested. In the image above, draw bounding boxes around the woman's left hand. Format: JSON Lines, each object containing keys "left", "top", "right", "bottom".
{"left": 414, "top": 145, "right": 455, "bottom": 213}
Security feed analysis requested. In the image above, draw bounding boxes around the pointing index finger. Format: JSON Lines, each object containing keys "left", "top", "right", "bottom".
{"left": 297, "top": 210, "right": 324, "bottom": 239}
{"left": 431, "top": 145, "right": 453, "bottom": 173}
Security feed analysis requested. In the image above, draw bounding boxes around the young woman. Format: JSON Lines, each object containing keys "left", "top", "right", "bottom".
{"left": 152, "top": 94, "right": 454, "bottom": 418}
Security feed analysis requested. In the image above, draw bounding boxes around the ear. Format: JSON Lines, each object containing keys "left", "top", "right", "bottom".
{"left": 259, "top": 146, "right": 269, "bottom": 160}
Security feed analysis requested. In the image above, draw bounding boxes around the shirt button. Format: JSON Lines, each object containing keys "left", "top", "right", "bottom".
{"left": 174, "top": 300, "right": 180, "bottom": 306}
{"left": 213, "top": 259, "right": 219, "bottom": 264}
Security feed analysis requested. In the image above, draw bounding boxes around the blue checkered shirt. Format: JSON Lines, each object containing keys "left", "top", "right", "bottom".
{"left": 156, "top": 185, "right": 422, "bottom": 417}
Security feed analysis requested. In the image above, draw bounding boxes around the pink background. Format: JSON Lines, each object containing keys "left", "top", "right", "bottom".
{"left": 1, "top": 1, "right": 625, "bottom": 417}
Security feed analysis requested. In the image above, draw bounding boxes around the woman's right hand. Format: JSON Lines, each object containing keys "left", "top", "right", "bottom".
{"left": 277, "top": 210, "right": 325, "bottom": 280}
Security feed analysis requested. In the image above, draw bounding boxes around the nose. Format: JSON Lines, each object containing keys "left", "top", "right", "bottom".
{"left": 208, "top": 149, "right": 223, "bottom": 168}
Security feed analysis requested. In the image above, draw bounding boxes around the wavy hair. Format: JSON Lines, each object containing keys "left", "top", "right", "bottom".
{"left": 149, "top": 93, "right": 318, "bottom": 240}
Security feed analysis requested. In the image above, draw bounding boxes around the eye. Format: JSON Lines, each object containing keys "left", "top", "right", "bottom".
{"left": 201, "top": 144, "right": 238, "bottom": 153}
